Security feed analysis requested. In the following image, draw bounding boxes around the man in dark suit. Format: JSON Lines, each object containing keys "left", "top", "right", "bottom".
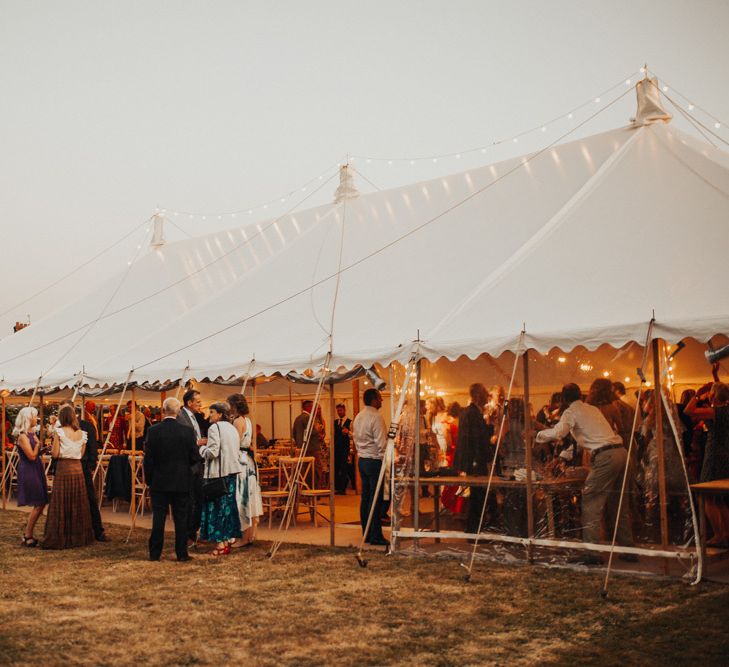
{"left": 333, "top": 404, "right": 353, "bottom": 494}
{"left": 454, "top": 383, "right": 496, "bottom": 535}
{"left": 292, "top": 400, "right": 324, "bottom": 486}
{"left": 144, "top": 397, "right": 201, "bottom": 561}
{"left": 60, "top": 402, "right": 108, "bottom": 541}
{"left": 177, "top": 388, "right": 207, "bottom": 543}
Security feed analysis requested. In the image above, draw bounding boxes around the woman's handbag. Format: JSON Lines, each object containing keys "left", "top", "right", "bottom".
{"left": 201, "top": 424, "right": 227, "bottom": 502}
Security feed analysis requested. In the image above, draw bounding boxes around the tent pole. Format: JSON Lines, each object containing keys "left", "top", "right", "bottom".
{"left": 329, "top": 382, "right": 336, "bottom": 547}
{"left": 252, "top": 379, "right": 257, "bottom": 457}
{"left": 652, "top": 339, "right": 670, "bottom": 571}
{"left": 288, "top": 385, "right": 293, "bottom": 445}
{"left": 130, "top": 387, "right": 137, "bottom": 521}
{"left": 413, "top": 360, "right": 422, "bottom": 542}
{"left": 39, "top": 395, "right": 45, "bottom": 448}
{"left": 352, "top": 379, "right": 361, "bottom": 494}
{"left": 522, "top": 350, "right": 535, "bottom": 561}
{"left": 1, "top": 395, "right": 6, "bottom": 510}
{"left": 389, "top": 366, "right": 395, "bottom": 422}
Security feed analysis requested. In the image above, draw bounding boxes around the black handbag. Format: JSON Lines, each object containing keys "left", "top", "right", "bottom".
{"left": 201, "top": 424, "right": 227, "bottom": 502}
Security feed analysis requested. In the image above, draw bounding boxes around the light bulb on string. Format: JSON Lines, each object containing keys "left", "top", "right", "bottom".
{"left": 432, "top": 158, "right": 438, "bottom": 163}
{"left": 456, "top": 154, "right": 461, "bottom": 159}
{"left": 513, "top": 137, "right": 518, "bottom": 143}
{"left": 662, "top": 86, "right": 668, "bottom": 92}
{"left": 688, "top": 104, "right": 695, "bottom": 111}
{"left": 388, "top": 160, "right": 393, "bottom": 166}
{"left": 541, "top": 126, "right": 547, "bottom": 132}
{"left": 568, "top": 113, "right": 574, "bottom": 119}
{"left": 715, "top": 122, "right": 721, "bottom": 129}
{"left": 625, "top": 79, "right": 631, "bottom": 86}
{"left": 409, "top": 160, "right": 415, "bottom": 166}
{"left": 595, "top": 97, "right": 601, "bottom": 103}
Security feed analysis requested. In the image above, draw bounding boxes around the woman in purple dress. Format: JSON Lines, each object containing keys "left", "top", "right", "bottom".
{"left": 13, "top": 406, "right": 48, "bottom": 547}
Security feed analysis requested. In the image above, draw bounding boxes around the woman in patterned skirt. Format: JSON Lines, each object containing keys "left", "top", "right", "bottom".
{"left": 228, "top": 394, "right": 263, "bottom": 547}
{"left": 13, "top": 407, "right": 48, "bottom": 546}
{"left": 42, "top": 405, "right": 94, "bottom": 549}
{"left": 198, "top": 402, "right": 243, "bottom": 556}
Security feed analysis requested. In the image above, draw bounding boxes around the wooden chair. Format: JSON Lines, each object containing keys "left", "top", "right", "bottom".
{"left": 298, "top": 467, "right": 330, "bottom": 528}
{"left": 260, "top": 458, "right": 301, "bottom": 529}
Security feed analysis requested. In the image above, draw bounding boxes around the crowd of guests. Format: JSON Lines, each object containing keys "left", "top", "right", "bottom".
{"left": 11, "top": 388, "right": 264, "bottom": 560}
{"left": 9, "top": 365, "right": 729, "bottom": 561}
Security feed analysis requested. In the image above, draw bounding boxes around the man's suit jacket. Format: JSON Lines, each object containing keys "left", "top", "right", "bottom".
{"left": 455, "top": 403, "right": 495, "bottom": 475}
{"left": 144, "top": 418, "right": 201, "bottom": 494}
{"left": 177, "top": 408, "right": 198, "bottom": 434}
{"left": 334, "top": 417, "right": 352, "bottom": 451}
{"left": 292, "top": 411, "right": 323, "bottom": 454}
{"left": 79, "top": 418, "right": 99, "bottom": 467}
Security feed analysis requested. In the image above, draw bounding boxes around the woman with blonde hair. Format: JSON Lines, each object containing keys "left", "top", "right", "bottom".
{"left": 13, "top": 407, "right": 48, "bottom": 546}
{"left": 42, "top": 405, "right": 94, "bottom": 549}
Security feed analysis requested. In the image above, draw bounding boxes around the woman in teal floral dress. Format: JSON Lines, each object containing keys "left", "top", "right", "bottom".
{"left": 198, "top": 402, "right": 243, "bottom": 556}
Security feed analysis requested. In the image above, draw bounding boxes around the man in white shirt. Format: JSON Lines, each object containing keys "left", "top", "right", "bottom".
{"left": 536, "top": 383, "right": 634, "bottom": 564}
{"left": 353, "top": 388, "right": 388, "bottom": 547}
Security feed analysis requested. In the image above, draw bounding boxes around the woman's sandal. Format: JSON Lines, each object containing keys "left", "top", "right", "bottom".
{"left": 208, "top": 547, "right": 227, "bottom": 557}
{"left": 20, "top": 536, "right": 38, "bottom": 547}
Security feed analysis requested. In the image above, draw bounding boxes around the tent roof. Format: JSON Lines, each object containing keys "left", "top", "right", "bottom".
{"left": 1, "top": 116, "right": 728, "bottom": 390}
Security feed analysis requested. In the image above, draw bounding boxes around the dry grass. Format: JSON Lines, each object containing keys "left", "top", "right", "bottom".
{"left": 1, "top": 509, "right": 728, "bottom": 667}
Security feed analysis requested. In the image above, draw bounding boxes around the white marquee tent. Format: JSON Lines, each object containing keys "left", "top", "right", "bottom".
{"left": 1, "top": 80, "right": 728, "bottom": 391}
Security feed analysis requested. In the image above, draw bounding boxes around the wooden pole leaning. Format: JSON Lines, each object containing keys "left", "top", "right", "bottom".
{"left": 522, "top": 350, "right": 535, "bottom": 561}
{"left": 652, "top": 339, "right": 670, "bottom": 567}
{"left": 130, "top": 387, "right": 137, "bottom": 521}
{"left": 413, "top": 360, "right": 422, "bottom": 542}
{"left": 329, "top": 382, "right": 336, "bottom": 547}
{"left": 1, "top": 395, "right": 6, "bottom": 510}
{"left": 352, "top": 379, "right": 361, "bottom": 494}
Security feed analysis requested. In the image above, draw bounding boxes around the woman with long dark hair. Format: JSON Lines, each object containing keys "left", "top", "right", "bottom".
{"left": 228, "top": 394, "right": 263, "bottom": 546}
{"left": 42, "top": 405, "right": 94, "bottom": 549}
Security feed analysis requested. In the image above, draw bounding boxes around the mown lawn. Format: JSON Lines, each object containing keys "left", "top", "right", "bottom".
{"left": 0, "top": 509, "right": 727, "bottom": 666}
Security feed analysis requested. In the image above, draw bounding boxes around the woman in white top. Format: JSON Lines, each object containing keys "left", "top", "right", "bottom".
{"left": 197, "top": 402, "right": 243, "bottom": 556}
{"left": 42, "top": 405, "right": 94, "bottom": 549}
{"left": 228, "top": 394, "right": 263, "bottom": 546}
{"left": 428, "top": 397, "right": 451, "bottom": 469}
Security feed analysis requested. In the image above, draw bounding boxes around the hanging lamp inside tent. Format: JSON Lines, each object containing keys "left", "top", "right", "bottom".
{"left": 333, "top": 164, "right": 360, "bottom": 204}
{"left": 150, "top": 213, "right": 166, "bottom": 249}
{"left": 633, "top": 75, "right": 672, "bottom": 126}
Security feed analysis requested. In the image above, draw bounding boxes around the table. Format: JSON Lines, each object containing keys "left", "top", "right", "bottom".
{"left": 690, "top": 478, "right": 729, "bottom": 571}
{"left": 404, "top": 474, "right": 586, "bottom": 539}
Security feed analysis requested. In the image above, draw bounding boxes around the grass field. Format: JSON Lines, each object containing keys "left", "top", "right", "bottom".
{"left": 1, "top": 509, "right": 728, "bottom": 667}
